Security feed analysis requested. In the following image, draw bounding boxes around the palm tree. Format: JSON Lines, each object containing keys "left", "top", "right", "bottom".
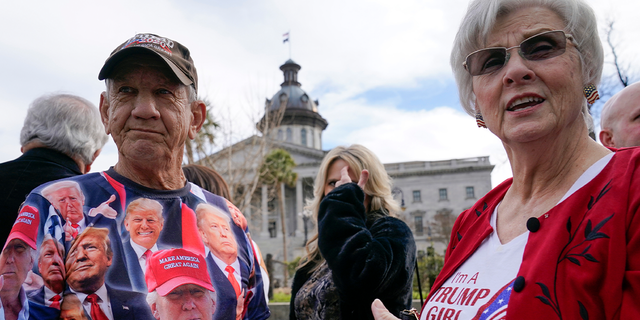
{"left": 259, "top": 148, "right": 297, "bottom": 286}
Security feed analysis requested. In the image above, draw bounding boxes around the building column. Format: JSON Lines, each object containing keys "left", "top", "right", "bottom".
{"left": 280, "top": 182, "right": 286, "bottom": 238}
{"left": 295, "top": 178, "right": 303, "bottom": 237}
{"left": 244, "top": 185, "right": 252, "bottom": 230}
{"left": 260, "top": 184, "right": 269, "bottom": 238}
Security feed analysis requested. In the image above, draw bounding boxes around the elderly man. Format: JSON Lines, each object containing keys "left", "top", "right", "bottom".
{"left": 65, "top": 227, "right": 152, "bottom": 320}
{"left": 41, "top": 181, "right": 117, "bottom": 243}
{"left": 59, "top": 294, "right": 88, "bottom": 320}
{"left": 0, "top": 205, "right": 58, "bottom": 320}
{"left": 27, "top": 235, "right": 65, "bottom": 309}
{"left": 39, "top": 181, "right": 129, "bottom": 290}
{"left": 196, "top": 203, "right": 249, "bottom": 320}
{"left": 145, "top": 248, "right": 216, "bottom": 320}
{"left": 599, "top": 82, "right": 640, "bottom": 148}
{"left": 123, "top": 198, "right": 165, "bottom": 291}
{"left": 41, "top": 181, "right": 88, "bottom": 242}
{"left": 2, "top": 33, "right": 269, "bottom": 319}
{"left": 0, "top": 93, "right": 108, "bottom": 245}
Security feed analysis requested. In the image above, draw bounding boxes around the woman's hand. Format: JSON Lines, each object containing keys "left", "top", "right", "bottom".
{"left": 371, "top": 299, "right": 401, "bottom": 320}
{"left": 334, "top": 166, "right": 370, "bottom": 207}
{"left": 335, "top": 166, "right": 369, "bottom": 190}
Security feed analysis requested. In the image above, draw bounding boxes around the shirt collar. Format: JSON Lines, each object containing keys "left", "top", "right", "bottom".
{"left": 129, "top": 240, "right": 158, "bottom": 259}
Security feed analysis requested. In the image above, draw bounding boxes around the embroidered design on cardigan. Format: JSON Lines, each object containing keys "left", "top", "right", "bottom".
{"left": 535, "top": 180, "right": 613, "bottom": 320}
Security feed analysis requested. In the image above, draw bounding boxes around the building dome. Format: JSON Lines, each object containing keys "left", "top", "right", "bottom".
{"left": 257, "top": 60, "right": 328, "bottom": 150}
{"left": 266, "top": 59, "right": 318, "bottom": 112}
{"left": 268, "top": 85, "right": 318, "bottom": 112}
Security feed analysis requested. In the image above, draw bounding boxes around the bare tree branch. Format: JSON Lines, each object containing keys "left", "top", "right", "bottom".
{"left": 589, "top": 18, "right": 637, "bottom": 126}
{"left": 606, "top": 21, "right": 629, "bottom": 87}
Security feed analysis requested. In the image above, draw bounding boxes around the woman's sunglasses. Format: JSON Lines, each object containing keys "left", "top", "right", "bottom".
{"left": 463, "top": 30, "right": 574, "bottom": 76}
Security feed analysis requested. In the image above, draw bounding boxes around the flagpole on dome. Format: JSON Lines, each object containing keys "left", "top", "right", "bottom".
{"left": 283, "top": 31, "right": 291, "bottom": 59}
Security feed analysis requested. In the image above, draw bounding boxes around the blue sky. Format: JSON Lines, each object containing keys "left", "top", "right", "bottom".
{"left": 0, "top": 0, "right": 638, "bottom": 187}
{"left": 352, "top": 79, "right": 461, "bottom": 112}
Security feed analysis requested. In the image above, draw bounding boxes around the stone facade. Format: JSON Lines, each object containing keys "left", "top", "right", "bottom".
{"left": 385, "top": 157, "right": 494, "bottom": 254}
{"left": 206, "top": 60, "right": 494, "bottom": 288}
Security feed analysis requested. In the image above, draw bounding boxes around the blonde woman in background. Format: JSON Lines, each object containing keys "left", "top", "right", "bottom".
{"left": 290, "top": 144, "right": 416, "bottom": 320}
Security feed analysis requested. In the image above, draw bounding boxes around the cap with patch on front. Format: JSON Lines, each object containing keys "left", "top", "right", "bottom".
{"left": 98, "top": 33, "right": 198, "bottom": 93}
{"left": 145, "top": 248, "right": 214, "bottom": 296}
{"left": 5, "top": 205, "right": 40, "bottom": 250}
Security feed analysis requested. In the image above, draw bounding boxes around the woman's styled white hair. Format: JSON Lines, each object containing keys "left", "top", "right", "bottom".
{"left": 451, "top": 0, "right": 604, "bottom": 132}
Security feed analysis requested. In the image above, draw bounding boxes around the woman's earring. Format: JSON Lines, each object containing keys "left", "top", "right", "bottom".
{"left": 476, "top": 111, "right": 486, "bottom": 128}
{"left": 584, "top": 84, "right": 600, "bottom": 105}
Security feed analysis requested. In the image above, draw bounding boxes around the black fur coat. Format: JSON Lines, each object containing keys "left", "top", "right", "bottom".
{"left": 290, "top": 183, "right": 416, "bottom": 319}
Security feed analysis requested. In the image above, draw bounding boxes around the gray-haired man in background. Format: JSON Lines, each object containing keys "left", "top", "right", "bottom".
{"left": 0, "top": 93, "right": 108, "bottom": 245}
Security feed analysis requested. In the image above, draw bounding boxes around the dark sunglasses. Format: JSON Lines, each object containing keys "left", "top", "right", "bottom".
{"left": 463, "top": 30, "right": 574, "bottom": 76}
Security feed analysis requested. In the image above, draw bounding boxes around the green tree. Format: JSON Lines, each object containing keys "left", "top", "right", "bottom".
{"left": 259, "top": 148, "right": 297, "bottom": 286}
{"left": 414, "top": 245, "right": 444, "bottom": 298}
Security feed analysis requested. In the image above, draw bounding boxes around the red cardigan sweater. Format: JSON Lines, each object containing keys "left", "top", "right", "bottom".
{"left": 423, "top": 148, "right": 640, "bottom": 319}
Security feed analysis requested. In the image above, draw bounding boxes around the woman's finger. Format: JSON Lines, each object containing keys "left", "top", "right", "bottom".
{"left": 371, "top": 299, "right": 401, "bottom": 320}
{"left": 358, "top": 169, "right": 369, "bottom": 189}
{"left": 335, "top": 166, "right": 353, "bottom": 188}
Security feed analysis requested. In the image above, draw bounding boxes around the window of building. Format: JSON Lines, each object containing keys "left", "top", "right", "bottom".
{"left": 277, "top": 129, "right": 283, "bottom": 140}
{"left": 310, "top": 128, "right": 315, "bottom": 148}
{"left": 301, "top": 128, "right": 307, "bottom": 146}
{"left": 466, "top": 186, "right": 475, "bottom": 199}
{"left": 439, "top": 188, "right": 448, "bottom": 201}
{"left": 414, "top": 216, "right": 423, "bottom": 234}
{"left": 412, "top": 190, "right": 421, "bottom": 202}
{"left": 286, "top": 128, "right": 292, "bottom": 142}
{"left": 268, "top": 220, "right": 277, "bottom": 238}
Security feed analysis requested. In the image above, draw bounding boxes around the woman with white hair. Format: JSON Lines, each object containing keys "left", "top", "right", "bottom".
{"left": 373, "top": 0, "right": 640, "bottom": 319}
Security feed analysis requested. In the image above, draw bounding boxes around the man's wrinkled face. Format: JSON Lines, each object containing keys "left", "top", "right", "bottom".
{"left": 152, "top": 284, "right": 215, "bottom": 320}
{"left": 0, "top": 239, "right": 33, "bottom": 293}
{"left": 38, "top": 239, "right": 65, "bottom": 292}
{"left": 50, "top": 187, "right": 84, "bottom": 224}
{"left": 59, "top": 295, "right": 86, "bottom": 320}
{"left": 100, "top": 54, "right": 197, "bottom": 165}
{"left": 125, "top": 208, "right": 164, "bottom": 249}
{"left": 65, "top": 234, "right": 111, "bottom": 293}
{"left": 199, "top": 210, "right": 237, "bottom": 261}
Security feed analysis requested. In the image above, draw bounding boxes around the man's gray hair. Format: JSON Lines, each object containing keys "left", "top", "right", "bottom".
{"left": 195, "top": 203, "right": 233, "bottom": 236}
{"left": 41, "top": 180, "right": 85, "bottom": 204}
{"left": 41, "top": 234, "right": 65, "bottom": 257}
{"left": 20, "top": 93, "right": 108, "bottom": 165}
{"left": 450, "top": 0, "right": 604, "bottom": 120}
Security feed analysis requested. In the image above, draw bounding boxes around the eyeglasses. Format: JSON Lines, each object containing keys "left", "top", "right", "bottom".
{"left": 463, "top": 30, "right": 574, "bottom": 76}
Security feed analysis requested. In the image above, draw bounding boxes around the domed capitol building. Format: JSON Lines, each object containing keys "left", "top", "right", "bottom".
{"left": 205, "top": 59, "right": 494, "bottom": 288}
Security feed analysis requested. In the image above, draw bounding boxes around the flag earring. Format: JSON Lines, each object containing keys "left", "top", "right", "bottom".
{"left": 584, "top": 84, "right": 600, "bottom": 104}
{"left": 476, "top": 111, "right": 486, "bottom": 128}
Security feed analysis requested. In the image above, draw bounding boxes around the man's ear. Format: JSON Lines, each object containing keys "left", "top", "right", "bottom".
{"left": 99, "top": 92, "right": 111, "bottom": 135}
{"left": 199, "top": 229, "right": 210, "bottom": 247}
{"left": 151, "top": 303, "right": 160, "bottom": 320}
{"left": 599, "top": 129, "right": 616, "bottom": 148}
{"left": 188, "top": 100, "right": 207, "bottom": 140}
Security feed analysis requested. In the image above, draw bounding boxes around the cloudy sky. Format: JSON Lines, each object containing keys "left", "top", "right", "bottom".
{"left": 1, "top": 0, "right": 638, "bottom": 187}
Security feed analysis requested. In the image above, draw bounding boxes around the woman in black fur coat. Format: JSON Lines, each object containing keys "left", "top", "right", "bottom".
{"left": 290, "top": 144, "right": 416, "bottom": 320}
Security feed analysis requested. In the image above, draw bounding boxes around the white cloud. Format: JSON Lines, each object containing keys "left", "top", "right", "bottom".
{"left": 320, "top": 101, "right": 511, "bottom": 186}
{"left": 0, "top": 0, "right": 638, "bottom": 189}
